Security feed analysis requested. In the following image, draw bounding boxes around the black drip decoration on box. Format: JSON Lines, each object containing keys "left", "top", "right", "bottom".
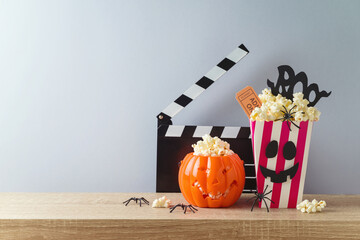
{"left": 267, "top": 65, "right": 331, "bottom": 107}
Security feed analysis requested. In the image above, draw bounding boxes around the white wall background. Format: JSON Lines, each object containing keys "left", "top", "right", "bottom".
{"left": 0, "top": 0, "right": 359, "bottom": 193}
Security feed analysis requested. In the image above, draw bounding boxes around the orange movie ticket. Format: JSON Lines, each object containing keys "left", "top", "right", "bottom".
{"left": 236, "top": 86, "right": 262, "bottom": 118}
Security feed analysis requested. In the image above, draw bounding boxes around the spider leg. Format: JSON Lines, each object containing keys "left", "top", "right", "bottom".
{"left": 170, "top": 204, "right": 179, "bottom": 212}
{"left": 264, "top": 185, "right": 269, "bottom": 193}
{"left": 170, "top": 204, "right": 181, "bottom": 213}
{"left": 188, "top": 206, "right": 195, "bottom": 213}
{"left": 139, "top": 199, "right": 142, "bottom": 207}
{"left": 250, "top": 198, "right": 258, "bottom": 211}
{"left": 275, "top": 117, "right": 286, "bottom": 121}
{"left": 187, "top": 205, "right": 195, "bottom": 213}
{"left": 247, "top": 196, "right": 258, "bottom": 202}
{"left": 280, "top": 110, "right": 286, "bottom": 114}
{"left": 264, "top": 190, "right": 273, "bottom": 196}
{"left": 289, "top": 105, "right": 297, "bottom": 112}
{"left": 264, "top": 197, "right": 275, "bottom": 204}
{"left": 263, "top": 198, "right": 270, "bottom": 212}
{"left": 189, "top": 205, "right": 198, "bottom": 211}
{"left": 282, "top": 105, "right": 290, "bottom": 114}
{"left": 286, "top": 120, "right": 292, "bottom": 131}
{"left": 183, "top": 205, "right": 188, "bottom": 214}
{"left": 289, "top": 119, "right": 300, "bottom": 129}
{"left": 180, "top": 204, "right": 185, "bottom": 213}
{"left": 141, "top": 197, "right": 149, "bottom": 205}
{"left": 123, "top": 198, "right": 135, "bottom": 206}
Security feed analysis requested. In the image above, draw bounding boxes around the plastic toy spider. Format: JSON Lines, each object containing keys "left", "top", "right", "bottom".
{"left": 123, "top": 197, "right": 149, "bottom": 207}
{"left": 276, "top": 105, "right": 301, "bottom": 131}
{"left": 247, "top": 185, "right": 275, "bottom": 212}
{"left": 170, "top": 203, "right": 198, "bottom": 214}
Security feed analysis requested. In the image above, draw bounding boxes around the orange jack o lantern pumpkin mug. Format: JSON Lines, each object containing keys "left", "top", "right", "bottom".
{"left": 178, "top": 135, "right": 246, "bottom": 208}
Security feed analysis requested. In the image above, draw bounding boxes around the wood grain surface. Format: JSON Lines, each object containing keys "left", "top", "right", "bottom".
{"left": 0, "top": 193, "right": 359, "bottom": 239}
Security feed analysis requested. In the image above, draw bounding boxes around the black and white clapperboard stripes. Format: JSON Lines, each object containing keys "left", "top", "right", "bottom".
{"left": 156, "top": 44, "right": 256, "bottom": 193}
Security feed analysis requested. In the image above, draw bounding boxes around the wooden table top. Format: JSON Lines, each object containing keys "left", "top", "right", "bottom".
{"left": 0, "top": 193, "right": 359, "bottom": 239}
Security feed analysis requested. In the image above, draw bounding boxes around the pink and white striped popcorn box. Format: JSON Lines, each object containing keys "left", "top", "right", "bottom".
{"left": 250, "top": 120, "right": 313, "bottom": 208}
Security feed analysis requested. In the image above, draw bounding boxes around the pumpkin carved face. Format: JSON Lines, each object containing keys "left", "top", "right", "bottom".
{"left": 178, "top": 153, "right": 245, "bottom": 208}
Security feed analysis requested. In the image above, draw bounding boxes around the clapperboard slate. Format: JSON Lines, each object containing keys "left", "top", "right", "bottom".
{"left": 156, "top": 44, "right": 256, "bottom": 193}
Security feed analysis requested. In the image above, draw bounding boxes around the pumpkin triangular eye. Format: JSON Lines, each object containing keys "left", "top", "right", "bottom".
{"left": 265, "top": 140, "right": 278, "bottom": 158}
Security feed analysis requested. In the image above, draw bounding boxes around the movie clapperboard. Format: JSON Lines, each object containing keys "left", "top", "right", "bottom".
{"left": 156, "top": 44, "right": 256, "bottom": 193}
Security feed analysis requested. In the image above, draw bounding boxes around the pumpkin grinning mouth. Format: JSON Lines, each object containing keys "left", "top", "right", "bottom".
{"left": 193, "top": 180, "right": 238, "bottom": 200}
